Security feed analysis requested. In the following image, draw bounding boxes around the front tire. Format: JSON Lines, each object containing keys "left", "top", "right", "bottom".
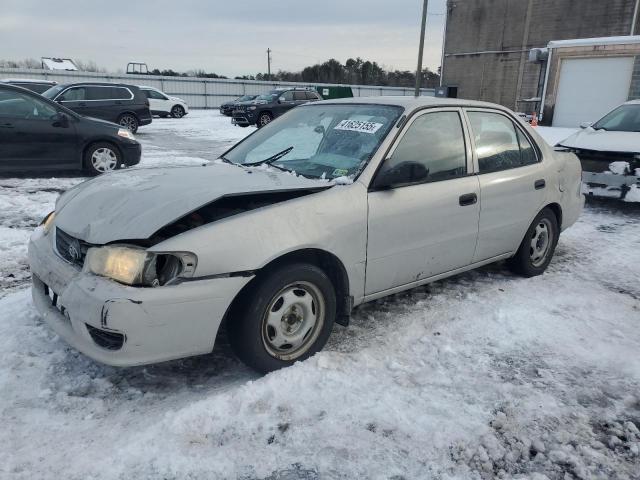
{"left": 171, "top": 105, "right": 185, "bottom": 118}
{"left": 229, "top": 263, "right": 336, "bottom": 373}
{"left": 84, "top": 142, "right": 122, "bottom": 175}
{"left": 508, "top": 208, "right": 559, "bottom": 277}
{"left": 257, "top": 112, "right": 273, "bottom": 128}
{"left": 118, "top": 113, "right": 139, "bottom": 133}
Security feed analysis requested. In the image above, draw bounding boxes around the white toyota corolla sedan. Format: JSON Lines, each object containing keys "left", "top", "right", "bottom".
{"left": 28, "top": 97, "right": 584, "bottom": 373}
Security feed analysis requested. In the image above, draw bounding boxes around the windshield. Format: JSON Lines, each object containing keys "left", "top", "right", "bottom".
{"left": 223, "top": 103, "right": 403, "bottom": 179}
{"left": 42, "top": 85, "right": 65, "bottom": 99}
{"left": 236, "top": 95, "right": 255, "bottom": 102}
{"left": 593, "top": 104, "right": 640, "bottom": 132}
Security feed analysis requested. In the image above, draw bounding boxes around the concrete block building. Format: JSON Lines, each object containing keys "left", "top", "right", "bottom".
{"left": 440, "top": 0, "right": 640, "bottom": 125}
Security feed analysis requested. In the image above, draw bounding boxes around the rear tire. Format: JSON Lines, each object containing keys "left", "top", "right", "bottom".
{"left": 508, "top": 208, "right": 559, "bottom": 277}
{"left": 83, "top": 142, "right": 122, "bottom": 176}
{"left": 228, "top": 263, "right": 336, "bottom": 373}
{"left": 117, "top": 113, "right": 139, "bottom": 133}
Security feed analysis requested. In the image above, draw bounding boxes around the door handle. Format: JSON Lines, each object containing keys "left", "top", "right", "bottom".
{"left": 534, "top": 179, "right": 546, "bottom": 190}
{"left": 459, "top": 193, "right": 477, "bottom": 206}
{"left": 0, "top": 122, "right": 14, "bottom": 128}
{"left": 78, "top": 102, "right": 87, "bottom": 107}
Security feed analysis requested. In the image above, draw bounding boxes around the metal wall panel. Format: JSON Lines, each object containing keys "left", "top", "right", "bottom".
{"left": 0, "top": 68, "right": 434, "bottom": 107}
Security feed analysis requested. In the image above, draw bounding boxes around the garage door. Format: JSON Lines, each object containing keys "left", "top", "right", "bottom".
{"left": 552, "top": 56, "right": 634, "bottom": 127}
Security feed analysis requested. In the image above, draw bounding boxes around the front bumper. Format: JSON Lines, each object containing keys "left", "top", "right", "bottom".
{"left": 28, "top": 227, "right": 252, "bottom": 366}
{"left": 582, "top": 171, "right": 640, "bottom": 200}
{"left": 121, "top": 142, "right": 141, "bottom": 167}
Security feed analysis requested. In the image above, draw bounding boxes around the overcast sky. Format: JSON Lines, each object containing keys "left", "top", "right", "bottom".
{"left": 1, "top": 0, "right": 447, "bottom": 76}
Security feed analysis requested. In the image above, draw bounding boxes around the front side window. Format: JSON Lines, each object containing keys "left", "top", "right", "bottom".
{"left": 58, "top": 87, "right": 86, "bottom": 102}
{"left": 223, "top": 104, "right": 402, "bottom": 179}
{"left": 145, "top": 89, "right": 166, "bottom": 100}
{"left": 593, "top": 104, "right": 640, "bottom": 132}
{"left": 280, "top": 91, "right": 294, "bottom": 101}
{"left": 468, "top": 111, "right": 537, "bottom": 173}
{"left": 0, "top": 88, "right": 57, "bottom": 119}
{"left": 377, "top": 111, "right": 467, "bottom": 185}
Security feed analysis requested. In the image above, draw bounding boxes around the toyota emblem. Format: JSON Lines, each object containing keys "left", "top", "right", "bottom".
{"left": 67, "top": 244, "right": 80, "bottom": 262}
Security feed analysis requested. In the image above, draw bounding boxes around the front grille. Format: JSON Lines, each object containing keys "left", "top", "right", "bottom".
{"left": 86, "top": 324, "right": 125, "bottom": 350}
{"left": 55, "top": 228, "right": 91, "bottom": 268}
{"left": 574, "top": 149, "right": 638, "bottom": 174}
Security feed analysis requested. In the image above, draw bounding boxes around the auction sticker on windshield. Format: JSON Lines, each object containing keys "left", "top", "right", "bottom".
{"left": 334, "top": 119, "right": 383, "bottom": 134}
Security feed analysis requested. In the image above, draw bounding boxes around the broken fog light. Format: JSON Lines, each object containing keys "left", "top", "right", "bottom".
{"left": 84, "top": 246, "right": 197, "bottom": 287}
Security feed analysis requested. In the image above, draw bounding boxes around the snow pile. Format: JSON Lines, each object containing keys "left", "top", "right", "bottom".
{"left": 609, "top": 161, "right": 631, "bottom": 175}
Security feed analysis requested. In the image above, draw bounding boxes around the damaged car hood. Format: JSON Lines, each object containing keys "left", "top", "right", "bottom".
{"left": 55, "top": 163, "right": 330, "bottom": 244}
{"left": 559, "top": 128, "right": 640, "bottom": 153}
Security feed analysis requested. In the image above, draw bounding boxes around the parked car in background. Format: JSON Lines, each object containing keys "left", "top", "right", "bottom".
{"left": 0, "top": 83, "right": 140, "bottom": 175}
{"left": 220, "top": 95, "right": 257, "bottom": 116}
{"left": 28, "top": 96, "right": 583, "bottom": 373}
{"left": 42, "top": 82, "right": 152, "bottom": 133}
{"left": 139, "top": 86, "right": 189, "bottom": 118}
{"left": 232, "top": 87, "right": 322, "bottom": 128}
{"left": 1, "top": 78, "right": 58, "bottom": 94}
{"left": 557, "top": 100, "right": 640, "bottom": 201}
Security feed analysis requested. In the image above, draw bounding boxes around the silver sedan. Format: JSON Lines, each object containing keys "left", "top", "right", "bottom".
{"left": 28, "top": 97, "right": 584, "bottom": 372}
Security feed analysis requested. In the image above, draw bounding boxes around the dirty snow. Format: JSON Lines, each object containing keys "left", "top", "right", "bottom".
{"left": 1, "top": 111, "right": 640, "bottom": 479}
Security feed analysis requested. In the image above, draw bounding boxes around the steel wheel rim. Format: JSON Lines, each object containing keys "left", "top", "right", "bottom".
{"left": 91, "top": 147, "right": 117, "bottom": 172}
{"left": 119, "top": 115, "right": 136, "bottom": 131}
{"left": 261, "top": 281, "right": 325, "bottom": 360}
{"left": 530, "top": 218, "right": 552, "bottom": 267}
{"left": 172, "top": 106, "right": 184, "bottom": 118}
{"left": 259, "top": 114, "right": 271, "bottom": 126}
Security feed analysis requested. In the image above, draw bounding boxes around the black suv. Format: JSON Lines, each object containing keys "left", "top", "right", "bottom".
{"left": 220, "top": 95, "right": 257, "bottom": 116}
{"left": 42, "top": 82, "right": 152, "bottom": 133}
{"left": 232, "top": 88, "right": 322, "bottom": 128}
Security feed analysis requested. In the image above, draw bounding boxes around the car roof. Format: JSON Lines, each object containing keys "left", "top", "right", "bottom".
{"left": 624, "top": 99, "right": 640, "bottom": 105}
{"left": 312, "top": 95, "right": 513, "bottom": 112}
{"left": 55, "top": 82, "right": 139, "bottom": 88}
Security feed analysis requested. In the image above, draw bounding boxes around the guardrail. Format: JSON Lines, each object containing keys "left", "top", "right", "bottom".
{"left": 0, "top": 68, "right": 435, "bottom": 108}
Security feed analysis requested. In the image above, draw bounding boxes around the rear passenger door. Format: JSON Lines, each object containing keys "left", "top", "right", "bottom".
{"left": 464, "top": 109, "right": 546, "bottom": 262}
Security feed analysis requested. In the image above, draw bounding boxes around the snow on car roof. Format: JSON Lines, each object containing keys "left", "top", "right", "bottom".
{"left": 548, "top": 35, "right": 640, "bottom": 49}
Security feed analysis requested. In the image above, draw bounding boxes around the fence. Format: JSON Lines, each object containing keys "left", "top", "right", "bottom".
{"left": 0, "top": 68, "right": 435, "bottom": 108}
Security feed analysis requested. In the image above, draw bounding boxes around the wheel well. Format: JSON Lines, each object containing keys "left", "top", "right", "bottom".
{"left": 172, "top": 104, "right": 183, "bottom": 111}
{"left": 82, "top": 140, "right": 122, "bottom": 166}
{"left": 545, "top": 203, "right": 563, "bottom": 229}
{"left": 224, "top": 249, "right": 352, "bottom": 329}
{"left": 259, "top": 110, "right": 273, "bottom": 118}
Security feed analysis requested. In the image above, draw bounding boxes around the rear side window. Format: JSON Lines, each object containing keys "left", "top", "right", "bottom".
{"left": 467, "top": 111, "right": 538, "bottom": 173}
{"left": 293, "top": 91, "right": 307, "bottom": 100}
{"left": 111, "top": 87, "right": 132, "bottom": 99}
{"left": 380, "top": 111, "right": 467, "bottom": 183}
{"left": 144, "top": 89, "right": 166, "bottom": 100}
{"left": 305, "top": 91, "right": 320, "bottom": 100}
{"left": 84, "top": 86, "right": 131, "bottom": 100}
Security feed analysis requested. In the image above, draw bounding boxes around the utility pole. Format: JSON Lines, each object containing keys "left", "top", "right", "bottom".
{"left": 267, "top": 48, "right": 272, "bottom": 81}
{"left": 414, "top": 0, "right": 429, "bottom": 97}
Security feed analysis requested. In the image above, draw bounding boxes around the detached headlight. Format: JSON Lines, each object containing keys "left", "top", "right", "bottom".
{"left": 117, "top": 128, "right": 136, "bottom": 140}
{"left": 84, "top": 245, "right": 197, "bottom": 287}
{"left": 248, "top": 106, "right": 257, "bottom": 110}
{"left": 40, "top": 211, "right": 56, "bottom": 235}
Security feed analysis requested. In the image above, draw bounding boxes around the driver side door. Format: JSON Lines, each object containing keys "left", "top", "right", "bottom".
{"left": 0, "top": 87, "right": 77, "bottom": 170}
{"left": 365, "top": 108, "right": 480, "bottom": 296}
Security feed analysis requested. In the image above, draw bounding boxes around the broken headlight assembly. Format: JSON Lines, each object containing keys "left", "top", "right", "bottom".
{"left": 83, "top": 245, "right": 197, "bottom": 287}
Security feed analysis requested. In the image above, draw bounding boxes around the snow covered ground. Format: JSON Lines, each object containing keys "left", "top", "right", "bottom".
{"left": 1, "top": 112, "right": 640, "bottom": 479}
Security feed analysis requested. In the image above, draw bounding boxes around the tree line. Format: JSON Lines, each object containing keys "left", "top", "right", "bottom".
{"left": 1, "top": 57, "right": 440, "bottom": 88}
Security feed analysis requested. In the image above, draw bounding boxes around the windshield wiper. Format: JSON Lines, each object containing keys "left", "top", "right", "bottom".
{"left": 244, "top": 146, "right": 294, "bottom": 166}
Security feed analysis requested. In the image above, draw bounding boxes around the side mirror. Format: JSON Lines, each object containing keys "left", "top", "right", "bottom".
{"left": 278, "top": 96, "right": 286, "bottom": 103}
{"left": 579, "top": 121, "right": 593, "bottom": 129}
{"left": 372, "top": 161, "right": 429, "bottom": 190}
{"left": 313, "top": 125, "right": 326, "bottom": 135}
{"left": 52, "top": 112, "right": 69, "bottom": 128}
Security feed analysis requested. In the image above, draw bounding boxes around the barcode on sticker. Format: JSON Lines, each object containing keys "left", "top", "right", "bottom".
{"left": 334, "top": 119, "right": 383, "bottom": 134}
